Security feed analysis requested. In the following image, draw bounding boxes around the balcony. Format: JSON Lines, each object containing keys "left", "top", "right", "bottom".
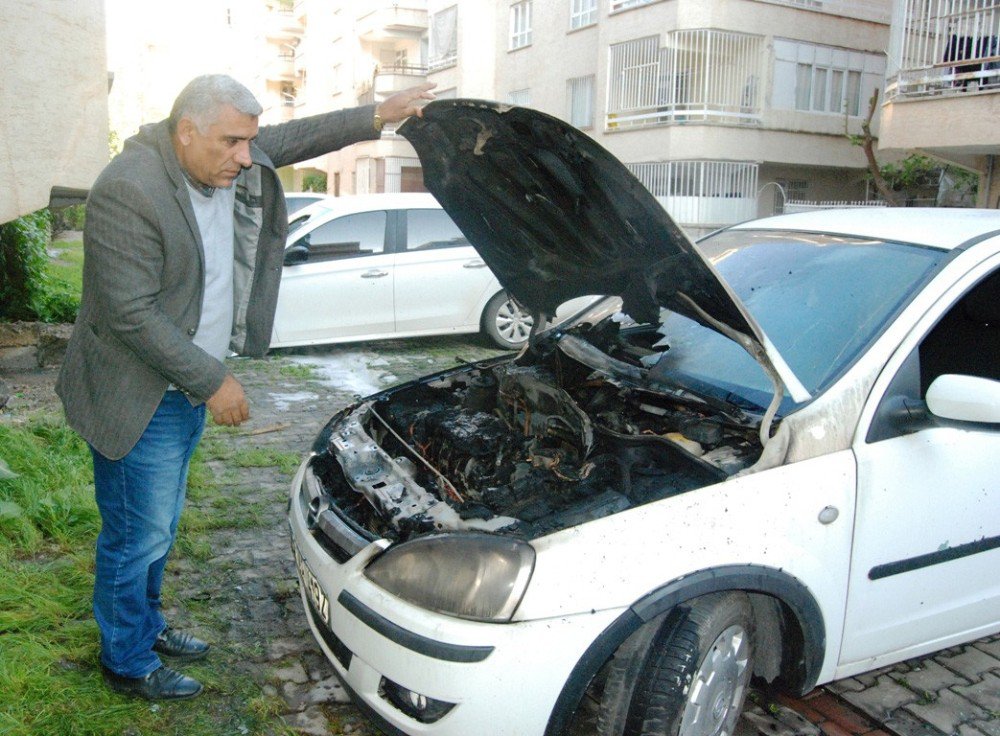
{"left": 606, "top": 30, "right": 764, "bottom": 130}
{"left": 355, "top": 1, "right": 428, "bottom": 41}
{"left": 373, "top": 63, "right": 428, "bottom": 96}
{"left": 886, "top": 0, "right": 999, "bottom": 99}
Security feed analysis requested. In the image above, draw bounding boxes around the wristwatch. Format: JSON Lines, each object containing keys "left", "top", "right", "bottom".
{"left": 373, "top": 111, "right": 384, "bottom": 132}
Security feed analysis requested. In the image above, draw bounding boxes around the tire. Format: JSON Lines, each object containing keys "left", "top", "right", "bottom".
{"left": 598, "top": 593, "right": 755, "bottom": 736}
{"left": 482, "top": 291, "right": 534, "bottom": 349}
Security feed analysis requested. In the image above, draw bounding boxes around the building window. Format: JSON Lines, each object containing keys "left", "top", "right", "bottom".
{"left": 568, "top": 75, "right": 595, "bottom": 128}
{"left": 510, "top": 1, "right": 532, "bottom": 50}
{"left": 773, "top": 39, "right": 884, "bottom": 116}
{"left": 570, "top": 0, "right": 597, "bottom": 29}
{"left": 508, "top": 89, "right": 531, "bottom": 106}
{"left": 429, "top": 5, "right": 458, "bottom": 70}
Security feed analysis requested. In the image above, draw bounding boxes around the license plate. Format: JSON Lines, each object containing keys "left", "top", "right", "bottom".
{"left": 295, "top": 547, "right": 330, "bottom": 624}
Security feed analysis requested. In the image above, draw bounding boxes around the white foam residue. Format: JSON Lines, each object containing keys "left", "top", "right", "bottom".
{"left": 268, "top": 391, "right": 319, "bottom": 411}
{"left": 288, "top": 351, "right": 397, "bottom": 397}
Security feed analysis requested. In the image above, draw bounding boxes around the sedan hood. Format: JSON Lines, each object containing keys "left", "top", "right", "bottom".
{"left": 399, "top": 101, "right": 808, "bottom": 406}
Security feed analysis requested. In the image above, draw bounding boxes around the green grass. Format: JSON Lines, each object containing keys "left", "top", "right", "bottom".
{"left": 47, "top": 238, "right": 84, "bottom": 294}
{"left": 0, "top": 412, "right": 303, "bottom": 735}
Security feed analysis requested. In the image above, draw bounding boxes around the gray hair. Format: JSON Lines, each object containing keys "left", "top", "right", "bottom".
{"left": 168, "top": 74, "right": 263, "bottom": 133}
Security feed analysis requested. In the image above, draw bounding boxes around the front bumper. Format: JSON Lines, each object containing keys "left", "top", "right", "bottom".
{"left": 287, "top": 457, "right": 621, "bottom": 736}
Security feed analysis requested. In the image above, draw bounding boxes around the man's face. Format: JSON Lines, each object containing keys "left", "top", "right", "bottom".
{"left": 174, "top": 104, "right": 259, "bottom": 189}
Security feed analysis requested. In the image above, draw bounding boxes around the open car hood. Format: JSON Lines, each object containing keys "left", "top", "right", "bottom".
{"left": 399, "top": 100, "right": 808, "bottom": 405}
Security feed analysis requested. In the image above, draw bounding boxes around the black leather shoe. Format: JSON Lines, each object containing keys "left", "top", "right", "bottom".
{"left": 102, "top": 664, "right": 203, "bottom": 700}
{"left": 153, "top": 628, "right": 210, "bottom": 660}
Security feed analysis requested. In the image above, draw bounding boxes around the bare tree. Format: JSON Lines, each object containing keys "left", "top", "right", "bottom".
{"left": 849, "top": 89, "right": 899, "bottom": 206}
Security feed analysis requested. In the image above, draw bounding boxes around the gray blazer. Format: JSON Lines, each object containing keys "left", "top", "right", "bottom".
{"left": 57, "top": 106, "right": 379, "bottom": 460}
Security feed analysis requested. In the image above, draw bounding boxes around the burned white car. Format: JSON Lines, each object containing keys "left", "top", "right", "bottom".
{"left": 288, "top": 100, "right": 1000, "bottom": 736}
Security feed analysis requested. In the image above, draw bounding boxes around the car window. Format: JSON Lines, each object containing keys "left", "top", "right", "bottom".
{"left": 647, "top": 230, "right": 945, "bottom": 412}
{"left": 290, "top": 211, "right": 388, "bottom": 263}
{"left": 867, "top": 266, "right": 999, "bottom": 442}
{"left": 404, "top": 208, "right": 470, "bottom": 251}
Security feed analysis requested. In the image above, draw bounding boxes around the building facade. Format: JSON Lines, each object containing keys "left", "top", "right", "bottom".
{"left": 879, "top": 0, "right": 1000, "bottom": 208}
{"left": 270, "top": 0, "right": 897, "bottom": 233}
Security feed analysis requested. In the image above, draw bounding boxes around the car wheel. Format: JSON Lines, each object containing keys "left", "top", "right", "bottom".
{"left": 483, "top": 291, "right": 533, "bottom": 349}
{"left": 598, "top": 592, "right": 755, "bottom": 736}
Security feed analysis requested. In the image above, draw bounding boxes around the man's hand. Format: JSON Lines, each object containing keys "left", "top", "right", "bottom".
{"left": 376, "top": 83, "right": 437, "bottom": 123}
{"left": 206, "top": 373, "right": 250, "bottom": 426}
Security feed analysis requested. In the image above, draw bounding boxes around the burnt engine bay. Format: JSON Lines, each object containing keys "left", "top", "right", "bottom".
{"left": 309, "top": 332, "right": 765, "bottom": 543}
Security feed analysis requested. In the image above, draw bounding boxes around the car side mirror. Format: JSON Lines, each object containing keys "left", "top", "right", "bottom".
{"left": 926, "top": 374, "right": 1000, "bottom": 424}
{"left": 284, "top": 242, "right": 309, "bottom": 266}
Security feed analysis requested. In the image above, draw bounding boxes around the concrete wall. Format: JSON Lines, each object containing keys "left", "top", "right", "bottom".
{"left": 0, "top": 0, "right": 109, "bottom": 224}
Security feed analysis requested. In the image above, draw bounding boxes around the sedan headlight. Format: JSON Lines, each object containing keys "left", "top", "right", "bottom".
{"left": 364, "top": 533, "right": 535, "bottom": 622}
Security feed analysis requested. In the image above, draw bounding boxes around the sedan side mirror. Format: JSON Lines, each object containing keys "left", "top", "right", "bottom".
{"left": 284, "top": 242, "right": 309, "bottom": 266}
{"left": 926, "top": 374, "right": 1000, "bottom": 424}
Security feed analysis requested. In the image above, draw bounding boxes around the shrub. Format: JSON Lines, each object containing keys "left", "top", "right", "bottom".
{"left": 51, "top": 204, "right": 86, "bottom": 234}
{"left": 0, "top": 209, "right": 80, "bottom": 323}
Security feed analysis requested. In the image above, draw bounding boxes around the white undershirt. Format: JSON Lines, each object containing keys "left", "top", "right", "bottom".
{"left": 185, "top": 182, "right": 236, "bottom": 361}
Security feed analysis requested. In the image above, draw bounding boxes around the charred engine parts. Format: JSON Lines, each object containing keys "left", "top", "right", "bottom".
{"left": 312, "top": 356, "right": 762, "bottom": 541}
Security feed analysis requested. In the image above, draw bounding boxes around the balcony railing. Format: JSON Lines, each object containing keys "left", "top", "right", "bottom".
{"left": 628, "top": 161, "right": 759, "bottom": 228}
{"left": 606, "top": 31, "right": 764, "bottom": 129}
{"left": 887, "top": 0, "right": 1000, "bottom": 99}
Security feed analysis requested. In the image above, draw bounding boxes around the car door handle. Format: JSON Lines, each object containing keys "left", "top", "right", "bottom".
{"left": 463, "top": 260, "right": 487, "bottom": 269}
{"left": 361, "top": 269, "right": 389, "bottom": 279}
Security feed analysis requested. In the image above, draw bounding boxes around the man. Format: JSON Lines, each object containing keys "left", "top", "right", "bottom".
{"left": 56, "top": 74, "right": 434, "bottom": 700}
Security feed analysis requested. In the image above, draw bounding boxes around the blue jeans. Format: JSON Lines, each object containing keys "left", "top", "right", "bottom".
{"left": 90, "top": 391, "right": 205, "bottom": 677}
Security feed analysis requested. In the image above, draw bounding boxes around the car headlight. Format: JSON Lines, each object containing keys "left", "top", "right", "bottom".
{"left": 364, "top": 533, "right": 535, "bottom": 622}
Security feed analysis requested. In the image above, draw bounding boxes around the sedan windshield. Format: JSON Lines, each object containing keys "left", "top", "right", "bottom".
{"left": 647, "top": 229, "right": 946, "bottom": 412}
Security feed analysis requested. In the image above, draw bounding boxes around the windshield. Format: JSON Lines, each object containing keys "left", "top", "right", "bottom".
{"left": 646, "top": 229, "right": 945, "bottom": 412}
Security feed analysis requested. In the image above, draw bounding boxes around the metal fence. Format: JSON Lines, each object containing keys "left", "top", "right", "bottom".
{"left": 888, "top": 0, "right": 1000, "bottom": 98}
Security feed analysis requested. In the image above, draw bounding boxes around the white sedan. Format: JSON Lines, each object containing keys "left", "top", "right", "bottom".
{"left": 287, "top": 100, "right": 1000, "bottom": 736}
{"left": 271, "top": 193, "right": 561, "bottom": 350}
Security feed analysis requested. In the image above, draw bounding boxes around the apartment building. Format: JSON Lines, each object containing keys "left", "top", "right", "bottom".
{"left": 488, "top": 0, "right": 893, "bottom": 235}
{"left": 258, "top": 0, "right": 432, "bottom": 195}
{"left": 268, "top": 0, "right": 893, "bottom": 233}
{"left": 880, "top": 0, "right": 1000, "bottom": 208}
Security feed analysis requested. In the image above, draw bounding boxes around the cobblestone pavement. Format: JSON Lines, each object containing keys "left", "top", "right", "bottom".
{"left": 1, "top": 335, "right": 997, "bottom": 736}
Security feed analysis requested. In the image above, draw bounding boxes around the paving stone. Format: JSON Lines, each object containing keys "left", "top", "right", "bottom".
{"left": 953, "top": 672, "right": 1000, "bottom": 714}
{"left": 968, "top": 719, "right": 1000, "bottom": 736}
{"left": 894, "top": 659, "right": 970, "bottom": 694}
{"left": 826, "top": 678, "right": 867, "bottom": 694}
{"left": 973, "top": 639, "right": 1000, "bottom": 660}
{"left": 281, "top": 705, "right": 332, "bottom": 736}
{"left": 958, "top": 726, "right": 989, "bottom": 736}
{"left": 882, "top": 708, "right": 948, "bottom": 736}
{"left": 904, "top": 688, "right": 987, "bottom": 734}
{"left": 272, "top": 661, "right": 309, "bottom": 684}
{"left": 838, "top": 673, "right": 920, "bottom": 722}
{"left": 940, "top": 648, "right": 1000, "bottom": 683}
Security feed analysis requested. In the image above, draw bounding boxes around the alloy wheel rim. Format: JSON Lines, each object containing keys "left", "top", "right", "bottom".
{"left": 496, "top": 299, "right": 533, "bottom": 344}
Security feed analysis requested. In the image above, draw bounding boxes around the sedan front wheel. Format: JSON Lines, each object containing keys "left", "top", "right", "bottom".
{"left": 598, "top": 592, "right": 756, "bottom": 736}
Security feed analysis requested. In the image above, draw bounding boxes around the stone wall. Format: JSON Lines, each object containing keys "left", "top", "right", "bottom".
{"left": 0, "top": 322, "right": 72, "bottom": 372}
